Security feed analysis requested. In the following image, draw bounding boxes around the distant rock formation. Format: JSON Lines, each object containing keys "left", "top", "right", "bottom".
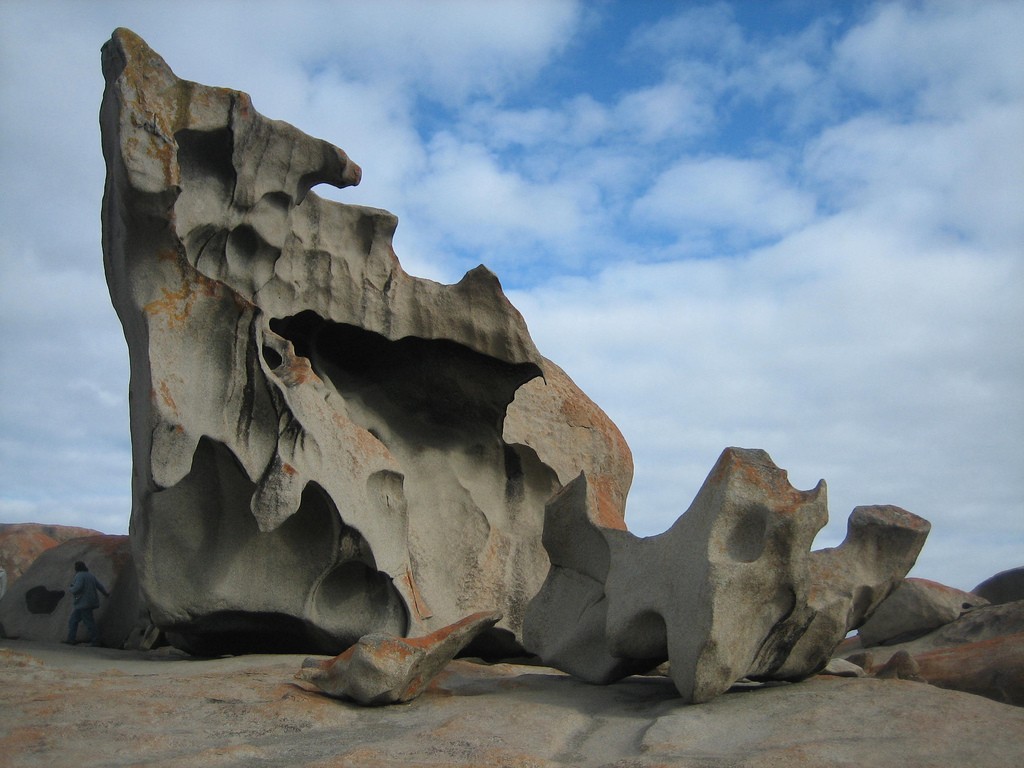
{"left": 841, "top": 599, "right": 1024, "bottom": 707}
{"left": 857, "top": 577, "right": 988, "bottom": 647}
{"left": 0, "top": 535, "right": 142, "bottom": 648}
{"left": 100, "top": 29, "right": 630, "bottom": 656}
{"left": 0, "top": 523, "right": 103, "bottom": 585}
{"left": 523, "top": 448, "right": 931, "bottom": 704}
{"left": 973, "top": 567, "right": 1024, "bottom": 605}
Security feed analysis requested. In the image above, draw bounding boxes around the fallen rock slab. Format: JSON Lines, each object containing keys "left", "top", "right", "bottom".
{"left": 1, "top": 638, "right": 1022, "bottom": 767}
{"left": 297, "top": 610, "right": 501, "bottom": 705}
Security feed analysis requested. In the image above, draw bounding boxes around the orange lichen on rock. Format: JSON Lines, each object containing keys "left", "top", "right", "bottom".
{"left": 296, "top": 611, "right": 501, "bottom": 706}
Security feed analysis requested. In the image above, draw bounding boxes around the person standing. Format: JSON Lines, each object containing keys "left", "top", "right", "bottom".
{"left": 65, "top": 561, "right": 109, "bottom": 646}
{"left": 0, "top": 565, "right": 7, "bottom": 600}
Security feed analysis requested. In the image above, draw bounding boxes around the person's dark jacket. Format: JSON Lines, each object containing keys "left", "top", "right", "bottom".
{"left": 69, "top": 571, "right": 109, "bottom": 610}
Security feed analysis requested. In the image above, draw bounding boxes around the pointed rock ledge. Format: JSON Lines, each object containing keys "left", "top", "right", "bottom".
{"left": 297, "top": 611, "right": 502, "bottom": 705}
{"left": 100, "top": 28, "right": 630, "bottom": 656}
{"left": 523, "top": 448, "right": 930, "bottom": 703}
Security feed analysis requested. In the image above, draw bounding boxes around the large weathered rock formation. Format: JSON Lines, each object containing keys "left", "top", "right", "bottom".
{"left": 523, "top": 448, "right": 931, "bottom": 703}
{"left": 100, "top": 29, "right": 630, "bottom": 656}
{"left": 100, "top": 30, "right": 934, "bottom": 702}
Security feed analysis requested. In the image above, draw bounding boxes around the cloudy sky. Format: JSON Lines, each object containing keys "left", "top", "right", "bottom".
{"left": 1, "top": 0, "right": 1021, "bottom": 591}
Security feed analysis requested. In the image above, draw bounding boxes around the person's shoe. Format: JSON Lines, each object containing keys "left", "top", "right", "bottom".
{"left": 61, "top": 639, "right": 76, "bottom": 645}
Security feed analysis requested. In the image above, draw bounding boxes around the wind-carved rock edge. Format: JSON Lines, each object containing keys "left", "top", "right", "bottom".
{"left": 523, "top": 448, "right": 931, "bottom": 703}
{"left": 101, "top": 27, "right": 631, "bottom": 658}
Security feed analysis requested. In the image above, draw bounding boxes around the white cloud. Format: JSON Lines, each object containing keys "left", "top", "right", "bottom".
{"left": 633, "top": 155, "right": 817, "bottom": 243}
{"left": 293, "top": 0, "right": 582, "bottom": 102}
{"left": 806, "top": 106, "right": 1024, "bottom": 250}
{"left": 612, "top": 81, "right": 713, "bottom": 143}
{"left": 404, "top": 132, "right": 597, "bottom": 273}
{"left": 833, "top": 0, "right": 1024, "bottom": 117}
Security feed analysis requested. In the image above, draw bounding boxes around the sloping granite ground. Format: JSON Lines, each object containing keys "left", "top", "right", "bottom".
{"left": 1, "top": 638, "right": 1021, "bottom": 768}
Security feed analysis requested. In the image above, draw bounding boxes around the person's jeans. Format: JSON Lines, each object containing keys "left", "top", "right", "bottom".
{"left": 67, "top": 608, "right": 99, "bottom": 645}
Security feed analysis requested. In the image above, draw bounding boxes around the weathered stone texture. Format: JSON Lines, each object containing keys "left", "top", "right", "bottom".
{"left": 0, "top": 523, "right": 103, "bottom": 585}
{"left": 4, "top": 642, "right": 1024, "bottom": 768}
{"left": 0, "top": 535, "right": 141, "bottom": 647}
{"left": 523, "top": 448, "right": 930, "bottom": 703}
{"left": 297, "top": 610, "right": 501, "bottom": 705}
{"left": 858, "top": 577, "right": 988, "bottom": 647}
{"left": 100, "top": 29, "right": 628, "bottom": 655}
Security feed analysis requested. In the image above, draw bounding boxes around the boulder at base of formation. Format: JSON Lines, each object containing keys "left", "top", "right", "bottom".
{"left": 0, "top": 535, "right": 142, "bottom": 648}
{"left": 297, "top": 611, "right": 502, "bottom": 705}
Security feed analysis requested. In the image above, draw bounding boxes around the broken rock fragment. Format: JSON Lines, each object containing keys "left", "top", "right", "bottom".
{"left": 297, "top": 611, "right": 502, "bottom": 705}
{"left": 523, "top": 448, "right": 930, "bottom": 703}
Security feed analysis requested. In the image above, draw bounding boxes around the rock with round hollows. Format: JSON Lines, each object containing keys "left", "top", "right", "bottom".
{"left": 523, "top": 447, "right": 930, "bottom": 703}
{"left": 100, "top": 28, "right": 629, "bottom": 657}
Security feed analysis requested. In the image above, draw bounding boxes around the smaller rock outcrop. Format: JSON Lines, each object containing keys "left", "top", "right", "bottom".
{"left": 0, "top": 523, "right": 103, "bottom": 584}
{"left": 872, "top": 649, "right": 923, "bottom": 681}
{"left": 523, "top": 448, "right": 930, "bottom": 703}
{"left": 0, "top": 535, "right": 142, "bottom": 648}
{"left": 857, "top": 577, "right": 988, "bottom": 647}
{"left": 297, "top": 611, "right": 501, "bottom": 705}
{"left": 838, "top": 599, "right": 1024, "bottom": 706}
{"left": 910, "top": 632, "right": 1024, "bottom": 706}
{"left": 819, "top": 657, "right": 866, "bottom": 677}
{"left": 973, "top": 567, "right": 1024, "bottom": 605}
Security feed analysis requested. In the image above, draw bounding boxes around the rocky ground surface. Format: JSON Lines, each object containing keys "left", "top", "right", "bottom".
{"left": 2, "top": 638, "right": 1022, "bottom": 768}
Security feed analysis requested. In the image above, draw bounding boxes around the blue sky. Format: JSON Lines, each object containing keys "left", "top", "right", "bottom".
{"left": 1, "top": 0, "right": 1021, "bottom": 591}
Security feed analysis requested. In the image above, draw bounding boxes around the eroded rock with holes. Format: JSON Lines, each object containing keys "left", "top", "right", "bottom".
{"left": 0, "top": 535, "right": 142, "bottom": 648}
{"left": 100, "top": 29, "right": 630, "bottom": 656}
{"left": 523, "top": 448, "right": 930, "bottom": 703}
{"left": 297, "top": 610, "right": 502, "bottom": 705}
{"left": 0, "top": 523, "right": 103, "bottom": 585}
